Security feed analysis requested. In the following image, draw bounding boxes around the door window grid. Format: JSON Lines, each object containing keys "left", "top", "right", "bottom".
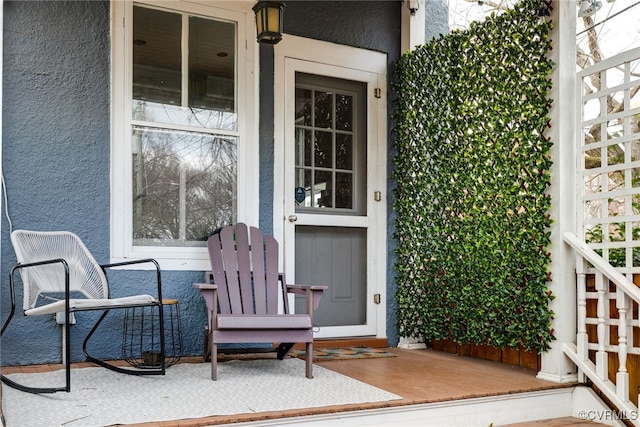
{"left": 294, "top": 85, "right": 357, "bottom": 212}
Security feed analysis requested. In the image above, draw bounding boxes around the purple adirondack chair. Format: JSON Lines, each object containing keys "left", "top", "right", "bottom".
{"left": 193, "top": 223, "right": 326, "bottom": 380}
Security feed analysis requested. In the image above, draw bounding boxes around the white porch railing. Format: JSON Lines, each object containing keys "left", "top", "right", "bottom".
{"left": 569, "top": 45, "right": 640, "bottom": 425}
{"left": 563, "top": 232, "right": 640, "bottom": 426}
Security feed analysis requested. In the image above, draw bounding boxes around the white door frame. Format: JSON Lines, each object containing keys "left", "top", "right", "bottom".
{"left": 273, "top": 35, "right": 388, "bottom": 339}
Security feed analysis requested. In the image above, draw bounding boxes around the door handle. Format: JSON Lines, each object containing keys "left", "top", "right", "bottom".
{"left": 288, "top": 215, "right": 298, "bottom": 222}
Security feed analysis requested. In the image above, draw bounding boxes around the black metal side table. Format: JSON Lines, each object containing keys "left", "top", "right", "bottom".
{"left": 121, "top": 298, "right": 183, "bottom": 368}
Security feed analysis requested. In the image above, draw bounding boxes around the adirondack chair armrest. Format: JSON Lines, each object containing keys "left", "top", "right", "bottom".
{"left": 193, "top": 283, "right": 217, "bottom": 290}
{"left": 193, "top": 283, "right": 218, "bottom": 329}
{"left": 285, "top": 284, "right": 327, "bottom": 312}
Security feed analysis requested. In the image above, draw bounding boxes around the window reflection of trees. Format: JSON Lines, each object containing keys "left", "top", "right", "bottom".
{"left": 133, "top": 128, "right": 236, "bottom": 245}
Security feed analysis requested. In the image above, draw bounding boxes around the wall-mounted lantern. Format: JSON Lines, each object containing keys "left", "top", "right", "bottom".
{"left": 252, "top": 1, "right": 286, "bottom": 44}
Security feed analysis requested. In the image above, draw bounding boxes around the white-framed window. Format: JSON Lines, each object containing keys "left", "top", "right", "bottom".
{"left": 111, "top": 0, "right": 258, "bottom": 270}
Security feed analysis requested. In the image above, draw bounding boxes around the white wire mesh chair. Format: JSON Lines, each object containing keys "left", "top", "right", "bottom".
{"left": 0, "top": 230, "right": 165, "bottom": 394}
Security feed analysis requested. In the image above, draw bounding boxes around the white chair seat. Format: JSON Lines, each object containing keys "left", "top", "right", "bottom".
{"left": 25, "top": 294, "right": 157, "bottom": 316}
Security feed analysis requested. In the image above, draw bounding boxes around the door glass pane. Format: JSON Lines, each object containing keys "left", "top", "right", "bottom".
{"left": 335, "top": 172, "right": 353, "bottom": 209}
{"left": 295, "top": 168, "right": 312, "bottom": 208}
{"left": 295, "top": 128, "right": 311, "bottom": 167}
{"left": 315, "top": 91, "right": 333, "bottom": 128}
{"left": 336, "top": 134, "right": 353, "bottom": 170}
{"left": 336, "top": 94, "right": 353, "bottom": 131}
{"left": 295, "top": 88, "right": 312, "bottom": 126}
{"left": 314, "top": 171, "right": 332, "bottom": 208}
{"left": 132, "top": 126, "right": 237, "bottom": 246}
{"left": 314, "top": 131, "right": 333, "bottom": 168}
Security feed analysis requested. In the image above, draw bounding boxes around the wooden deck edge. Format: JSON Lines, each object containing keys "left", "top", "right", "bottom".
{"left": 292, "top": 337, "right": 388, "bottom": 350}
{"left": 139, "top": 383, "right": 579, "bottom": 427}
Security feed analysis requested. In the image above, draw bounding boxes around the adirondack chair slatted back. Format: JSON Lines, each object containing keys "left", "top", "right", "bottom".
{"left": 11, "top": 230, "right": 109, "bottom": 311}
{"left": 208, "top": 223, "right": 285, "bottom": 315}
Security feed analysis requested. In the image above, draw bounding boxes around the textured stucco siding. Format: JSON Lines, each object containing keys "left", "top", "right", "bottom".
{"left": 425, "top": 0, "right": 449, "bottom": 40}
{"left": 2, "top": 0, "right": 119, "bottom": 365}
{"left": 0, "top": 1, "right": 208, "bottom": 366}
{"left": 1, "top": 0, "right": 401, "bottom": 367}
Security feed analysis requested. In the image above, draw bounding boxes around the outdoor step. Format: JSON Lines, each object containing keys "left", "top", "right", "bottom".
{"left": 500, "top": 416, "right": 608, "bottom": 426}
{"left": 217, "top": 388, "right": 620, "bottom": 427}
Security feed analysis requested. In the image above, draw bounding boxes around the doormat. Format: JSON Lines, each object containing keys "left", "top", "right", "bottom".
{"left": 290, "top": 346, "right": 397, "bottom": 362}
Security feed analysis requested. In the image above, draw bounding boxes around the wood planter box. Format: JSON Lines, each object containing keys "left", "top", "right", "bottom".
{"left": 429, "top": 339, "right": 541, "bottom": 370}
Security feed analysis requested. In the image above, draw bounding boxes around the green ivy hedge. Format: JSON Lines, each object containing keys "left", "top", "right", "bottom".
{"left": 392, "top": 0, "right": 555, "bottom": 352}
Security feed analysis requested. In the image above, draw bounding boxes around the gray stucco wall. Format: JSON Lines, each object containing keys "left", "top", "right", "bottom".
{"left": 2, "top": 1, "right": 115, "bottom": 365}
{"left": 425, "top": 0, "right": 449, "bottom": 40}
{"left": 1, "top": 1, "right": 207, "bottom": 366}
{"left": 1, "top": 0, "right": 401, "bottom": 367}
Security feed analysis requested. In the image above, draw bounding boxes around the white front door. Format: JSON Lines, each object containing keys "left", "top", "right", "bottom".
{"left": 274, "top": 36, "right": 387, "bottom": 339}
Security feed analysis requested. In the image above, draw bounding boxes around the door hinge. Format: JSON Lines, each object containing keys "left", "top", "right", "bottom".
{"left": 374, "top": 294, "right": 381, "bottom": 304}
{"left": 374, "top": 88, "right": 382, "bottom": 98}
{"left": 374, "top": 191, "right": 382, "bottom": 202}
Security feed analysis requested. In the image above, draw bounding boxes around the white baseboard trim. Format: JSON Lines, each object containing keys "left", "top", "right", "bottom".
{"left": 536, "top": 371, "right": 579, "bottom": 383}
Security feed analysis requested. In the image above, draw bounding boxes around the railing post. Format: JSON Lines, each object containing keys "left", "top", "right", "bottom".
{"left": 576, "top": 270, "right": 588, "bottom": 382}
{"left": 595, "top": 272, "right": 609, "bottom": 380}
{"left": 616, "top": 287, "right": 629, "bottom": 402}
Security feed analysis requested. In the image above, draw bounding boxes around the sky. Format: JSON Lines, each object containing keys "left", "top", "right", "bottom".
{"left": 575, "top": 0, "right": 640, "bottom": 61}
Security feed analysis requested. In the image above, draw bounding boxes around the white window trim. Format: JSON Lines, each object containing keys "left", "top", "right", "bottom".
{"left": 110, "top": 0, "right": 259, "bottom": 270}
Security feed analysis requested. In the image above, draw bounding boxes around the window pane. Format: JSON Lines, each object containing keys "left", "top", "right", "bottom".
{"left": 132, "top": 6, "right": 237, "bottom": 131}
{"left": 132, "top": 101, "right": 237, "bottom": 131}
{"left": 189, "top": 16, "right": 236, "bottom": 112}
{"left": 133, "top": 7, "right": 181, "bottom": 105}
{"left": 132, "top": 126, "right": 237, "bottom": 246}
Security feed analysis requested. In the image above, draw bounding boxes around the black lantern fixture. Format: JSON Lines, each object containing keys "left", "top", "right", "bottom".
{"left": 252, "top": 1, "right": 286, "bottom": 44}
